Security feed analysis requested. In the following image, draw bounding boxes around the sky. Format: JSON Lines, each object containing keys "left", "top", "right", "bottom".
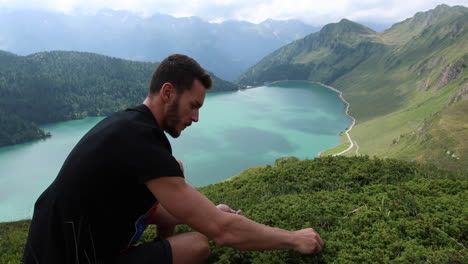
{"left": 0, "top": 0, "right": 466, "bottom": 26}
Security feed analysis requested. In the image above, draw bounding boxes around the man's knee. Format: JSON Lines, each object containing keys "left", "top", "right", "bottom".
{"left": 192, "top": 232, "right": 211, "bottom": 259}
{"left": 168, "top": 232, "right": 211, "bottom": 263}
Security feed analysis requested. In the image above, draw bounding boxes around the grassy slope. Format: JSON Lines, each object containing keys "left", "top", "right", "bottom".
{"left": 237, "top": 5, "right": 468, "bottom": 171}
{"left": 388, "top": 99, "right": 468, "bottom": 171}
{"left": 0, "top": 220, "right": 29, "bottom": 264}
{"left": 331, "top": 8, "right": 468, "bottom": 171}
{"left": 321, "top": 136, "right": 352, "bottom": 156}
{"left": 2, "top": 157, "right": 467, "bottom": 263}
{"left": 237, "top": 19, "right": 382, "bottom": 86}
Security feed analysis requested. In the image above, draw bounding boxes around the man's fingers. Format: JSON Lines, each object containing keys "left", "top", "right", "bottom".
{"left": 217, "top": 204, "right": 242, "bottom": 214}
{"left": 310, "top": 228, "right": 323, "bottom": 246}
{"left": 293, "top": 228, "right": 324, "bottom": 254}
{"left": 313, "top": 230, "right": 324, "bottom": 253}
{"left": 315, "top": 238, "right": 323, "bottom": 253}
{"left": 310, "top": 228, "right": 323, "bottom": 252}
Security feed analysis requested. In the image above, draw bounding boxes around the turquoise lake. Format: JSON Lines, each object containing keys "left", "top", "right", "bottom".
{"left": 0, "top": 81, "right": 351, "bottom": 222}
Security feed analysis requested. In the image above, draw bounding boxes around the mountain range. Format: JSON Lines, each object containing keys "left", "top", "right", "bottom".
{"left": 0, "top": 9, "right": 319, "bottom": 81}
{"left": 0, "top": 4, "right": 466, "bottom": 171}
{"left": 238, "top": 4, "right": 467, "bottom": 171}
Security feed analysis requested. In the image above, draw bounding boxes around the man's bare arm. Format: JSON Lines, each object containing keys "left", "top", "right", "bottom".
{"left": 145, "top": 177, "right": 323, "bottom": 254}
{"left": 153, "top": 202, "right": 242, "bottom": 238}
{"left": 151, "top": 204, "right": 179, "bottom": 238}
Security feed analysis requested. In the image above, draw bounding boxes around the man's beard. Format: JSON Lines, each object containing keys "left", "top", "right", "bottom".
{"left": 165, "top": 98, "right": 181, "bottom": 138}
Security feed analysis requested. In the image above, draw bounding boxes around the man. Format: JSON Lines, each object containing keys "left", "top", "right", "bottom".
{"left": 23, "top": 54, "right": 323, "bottom": 264}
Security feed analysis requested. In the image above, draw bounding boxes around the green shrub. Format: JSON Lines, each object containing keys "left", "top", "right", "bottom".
{"left": 2, "top": 156, "right": 467, "bottom": 263}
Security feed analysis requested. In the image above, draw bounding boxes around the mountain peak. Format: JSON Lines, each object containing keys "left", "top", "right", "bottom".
{"left": 338, "top": 18, "right": 353, "bottom": 24}
{"left": 413, "top": 4, "right": 466, "bottom": 21}
{"left": 430, "top": 3, "right": 458, "bottom": 14}
{"left": 392, "top": 5, "right": 466, "bottom": 30}
{"left": 321, "top": 18, "right": 375, "bottom": 35}
{"left": 383, "top": 4, "right": 467, "bottom": 45}
{"left": 320, "top": 18, "right": 375, "bottom": 37}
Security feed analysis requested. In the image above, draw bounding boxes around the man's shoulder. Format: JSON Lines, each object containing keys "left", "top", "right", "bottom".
{"left": 95, "top": 105, "right": 158, "bottom": 134}
{"left": 96, "top": 106, "right": 171, "bottom": 149}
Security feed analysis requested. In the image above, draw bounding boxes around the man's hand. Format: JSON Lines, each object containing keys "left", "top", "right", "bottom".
{"left": 292, "top": 228, "right": 324, "bottom": 254}
{"left": 216, "top": 204, "right": 242, "bottom": 215}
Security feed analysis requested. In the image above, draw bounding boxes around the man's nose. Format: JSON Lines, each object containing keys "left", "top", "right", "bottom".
{"left": 192, "top": 109, "right": 199, "bottom": 122}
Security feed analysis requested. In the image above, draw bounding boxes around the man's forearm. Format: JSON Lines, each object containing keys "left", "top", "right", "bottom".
{"left": 214, "top": 214, "right": 295, "bottom": 250}
{"left": 211, "top": 212, "right": 322, "bottom": 254}
{"left": 146, "top": 177, "right": 323, "bottom": 254}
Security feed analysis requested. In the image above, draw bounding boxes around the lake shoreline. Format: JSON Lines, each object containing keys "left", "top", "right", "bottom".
{"left": 261, "top": 80, "right": 357, "bottom": 157}
{"left": 315, "top": 82, "right": 357, "bottom": 157}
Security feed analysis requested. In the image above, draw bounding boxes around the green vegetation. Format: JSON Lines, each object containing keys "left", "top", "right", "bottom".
{"left": 321, "top": 140, "right": 351, "bottom": 156}
{"left": 0, "top": 50, "right": 239, "bottom": 147}
{"left": 237, "top": 4, "right": 468, "bottom": 171}
{"left": 0, "top": 220, "right": 29, "bottom": 264}
{"left": 237, "top": 19, "right": 383, "bottom": 86}
{"left": 0, "top": 108, "right": 49, "bottom": 146}
{"left": 197, "top": 156, "right": 468, "bottom": 263}
{"left": 3, "top": 156, "right": 466, "bottom": 263}
{"left": 385, "top": 100, "right": 468, "bottom": 171}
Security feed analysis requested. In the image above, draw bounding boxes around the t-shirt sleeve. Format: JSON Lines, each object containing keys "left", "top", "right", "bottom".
{"left": 120, "top": 124, "right": 184, "bottom": 184}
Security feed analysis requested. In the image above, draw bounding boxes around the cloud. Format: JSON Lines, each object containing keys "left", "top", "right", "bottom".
{"left": 0, "top": 0, "right": 466, "bottom": 25}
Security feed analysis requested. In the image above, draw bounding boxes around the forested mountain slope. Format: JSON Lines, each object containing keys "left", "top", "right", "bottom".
{"left": 237, "top": 4, "right": 468, "bottom": 171}
{"left": 0, "top": 50, "right": 238, "bottom": 147}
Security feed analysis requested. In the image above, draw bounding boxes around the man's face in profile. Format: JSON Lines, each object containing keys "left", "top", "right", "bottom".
{"left": 165, "top": 79, "right": 206, "bottom": 138}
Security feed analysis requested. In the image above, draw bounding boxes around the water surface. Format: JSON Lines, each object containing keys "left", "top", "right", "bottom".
{"left": 0, "top": 82, "right": 351, "bottom": 222}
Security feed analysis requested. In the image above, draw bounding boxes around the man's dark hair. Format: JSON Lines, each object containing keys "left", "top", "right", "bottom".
{"left": 149, "top": 54, "right": 212, "bottom": 94}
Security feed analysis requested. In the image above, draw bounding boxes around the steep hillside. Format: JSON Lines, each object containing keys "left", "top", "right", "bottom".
{"left": 0, "top": 50, "right": 238, "bottom": 147}
{"left": 237, "top": 4, "right": 468, "bottom": 171}
{"left": 2, "top": 156, "right": 466, "bottom": 263}
{"left": 237, "top": 19, "right": 384, "bottom": 85}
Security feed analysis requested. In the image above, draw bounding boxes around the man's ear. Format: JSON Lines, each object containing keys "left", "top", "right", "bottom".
{"left": 160, "top": 83, "right": 175, "bottom": 103}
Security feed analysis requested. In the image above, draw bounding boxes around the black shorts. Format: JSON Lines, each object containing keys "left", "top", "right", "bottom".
{"left": 116, "top": 237, "right": 172, "bottom": 264}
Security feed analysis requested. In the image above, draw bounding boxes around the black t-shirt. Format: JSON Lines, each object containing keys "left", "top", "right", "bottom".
{"left": 22, "top": 104, "right": 184, "bottom": 264}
